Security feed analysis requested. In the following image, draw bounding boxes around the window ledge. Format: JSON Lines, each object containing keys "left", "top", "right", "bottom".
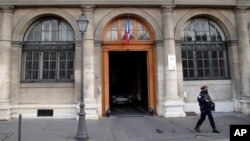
{"left": 183, "top": 79, "right": 231, "bottom": 85}
{"left": 20, "top": 82, "right": 74, "bottom": 88}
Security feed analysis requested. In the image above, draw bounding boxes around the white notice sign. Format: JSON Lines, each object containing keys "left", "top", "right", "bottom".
{"left": 168, "top": 55, "right": 176, "bottom": 71}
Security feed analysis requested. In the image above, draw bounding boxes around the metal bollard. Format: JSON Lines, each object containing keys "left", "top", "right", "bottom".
{"left": 18, "top": 114, "right": 22, "bottom": 141}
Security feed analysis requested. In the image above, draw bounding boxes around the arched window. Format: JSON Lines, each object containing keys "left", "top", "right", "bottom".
{"left": 22, "top": 17, "right": 75, "bottom": 82}
{"left": 181, "top": 18, "right": 229, "bottom": 80}
{"left": 103, "top": 17, "right": 153, "bottom": 43}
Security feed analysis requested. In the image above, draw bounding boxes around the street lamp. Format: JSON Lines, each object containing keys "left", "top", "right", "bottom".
{"left": 75, "top": 13, "right": 89, "bottom": 141}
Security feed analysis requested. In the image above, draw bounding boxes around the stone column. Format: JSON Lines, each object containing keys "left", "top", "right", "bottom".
{"left": 81, "top": 5, "right": 98, "bottom": 119}
{"left": 0, "top": 6, "right": 14, "bottom": 120}
{"left": 161, "top": 6, "right": 185, "bottom": 117}
{"left": 94, "top": 40, "right": 102, "bottom": 117}
{"left": 175, "top": 40, "right": 184, "bottom": 99}
{"left": 154, "top": 40, "right": 165, "bottom": 116}
{"left": 234, "top": 7, "right": 250, "bottom": 114}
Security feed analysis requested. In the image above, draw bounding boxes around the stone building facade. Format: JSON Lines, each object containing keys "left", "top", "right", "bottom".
{"left": 0, "top": 0, "right": 250, "bottom": 120}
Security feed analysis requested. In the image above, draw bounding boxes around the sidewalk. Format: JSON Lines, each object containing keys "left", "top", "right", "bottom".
{"left": 0, "top": 112, "right": 250, "bottom": 141}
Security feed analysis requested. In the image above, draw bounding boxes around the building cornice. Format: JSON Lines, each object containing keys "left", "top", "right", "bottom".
{"left": 0, "top": 0, "right": 249, "bottom": 9}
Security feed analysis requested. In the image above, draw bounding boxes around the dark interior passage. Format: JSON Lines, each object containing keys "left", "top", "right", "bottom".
{"left": 109, "top": 51, "right": 148, "bottom": 116}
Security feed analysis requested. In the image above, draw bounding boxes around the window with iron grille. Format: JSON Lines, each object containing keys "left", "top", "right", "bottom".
{"left": 22, "top": 17, "right": 75, "bottom": 82}
{"left": 181, "top": 18, "right": 229, "bottom": 80}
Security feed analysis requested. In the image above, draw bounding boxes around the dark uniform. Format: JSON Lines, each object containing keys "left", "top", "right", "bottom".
{"left": 195, "top": 88, "right": 220, "bottom": 133}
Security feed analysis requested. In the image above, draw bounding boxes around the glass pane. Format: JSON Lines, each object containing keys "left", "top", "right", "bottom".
{"left": 42, "top": 20, "right": 51, "bottom": 42}
{"left": 198, "top": 69, "right": 204, "bottom": 77}
{"left": 43, "top": 31, "right": 50, "bottom": 41}
{"left": 213, "top": 60, "right": 218, "bottom": 68}
{"left": 50, "top": 61, "right": 56, "bottom": 69}
{"left": 27, "top": 23, "right": 42, "bottom": 41}
{"left": 203, "top": 51, "right": 208, "bottom": 59}
{"left": 67, "top": 30, "right": 74, "bottom": 41}
{"left": 106, "top": 31, "right": 111, "bottom": 40}
{"left": 67, "top": 52, "right": 74, "bottom": 60}
{"left": 26, "top": 52, "right": 32, "bottom": 60}
{"left": 138, "top": 31, "right": 149, "bottom": 40}
{"left": 196, "top": 51, "right": 202, "bottom": 59}
{"left": 130, "top": 31, "right": 135, "bottom": 40}
{"left": 138, "top": 23, "right": 143, "bottom": 30}
{"left": 33, "top": 61, "right": 39, "bottom": 69}
{"left": 25, "top": 71, "right": 32, "bottom": 79}
{"left": 188, "top": 51, "right": 193, "bottom": 58}
{"left": 67, "top": 61, "right": 73, "bottom": 69}
{"left": 33, "top": 71, "right": 39, "bottom": 79}
{"left": 121, "top": 31, "right": 126, "bottom": 40}
{"left": 51, "top": 20, "right": 58, "bottom": 29}
{"left": 189, "top": 69, "right": 194, "bottom": 77}
{"left": 34, "top": 52, "right": 39, "bottom": 60}
{"left": 67, "top": 70, "right": 73, "bottom": 79}
{"left": 43, "top": 20, "right": 50, "bottom": 30}
{"left": 111, "top": 31, "right": 118, "bottom": 41}
{"left": 60, "top": 61, "right": 66, "bottom": 69}
{"left": 111, "top": 23, "right": 118, "bottom": 30}
{"left": 50, "top": 71, "right": 56, "bottom": 79}
{"left": 34, "top": 30, "right": 41, "bottom": 41}
{"left": 51, "top": 31, "right": 58, "bottom": 41}
{"left": 26, "top": 61, "right": 32, "bottom": 69}
{"left": 43, "top": 61, "right": 49, "bottom": 69}
{"left": 60, "top": 52, "right": 66, "bottom": 60}
{"left": 214, "top": 69, "right": 219, "bottom": 77}
{"left": 212, "top": 51, "right": 217, "bottom": 59}
{"left": 205, "top": 69, "right": 210, "bottom": 77}
{"left": 184, "top": 32, "right": 192, "bottom": 41}
{"left": 197, "top": 60, "right": 203, "bottom": 68}
{"left": 27, "top": 31, "right": 34, "bottom": 41}
{"left": 183, "top": 69, "right": 188, "bottom": 78}
{"left": 219, "top": 51, "right": 224, "bottom": 58}
{"left": 60, "top": 30, "right": 67, "bottom": 41}
{"left": 181, "top": 51, "right": 186, "bottom": 59}
{"left": 59, "top": 70, "right": 66, "bottom": 79}
{"left": 188, "top": 60, "right": 194, "bottom": 68}
{"left": 182, "top": 60, "right": 187, "bottom": 68}
{"left": 50, "top": 52, "right": 57, "bottom": 60}
{"left": 201, "top": 33, "right": 207, "bottom": 41}
{"left": 43, "top": 52, "right": 49, "bottom": 60}
{"left": 204, "top": 60, "right": 209, "bottom": 68}
{"left": 43, "top": 71, "right": 48, "bottom": 79}
{"left": 219, "top": 60, "right": 224, "bottom": 68}
{"left": 220, "top": 69, "right": 225, "bottom": 77}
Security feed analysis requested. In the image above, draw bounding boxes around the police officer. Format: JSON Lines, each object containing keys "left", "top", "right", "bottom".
{"left": 194, "top": 85, "right": 220, "bottom": 133}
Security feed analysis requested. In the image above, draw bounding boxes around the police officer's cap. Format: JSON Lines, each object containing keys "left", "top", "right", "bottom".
{"left": 200, "top": 85, "right": 208, "bottom": 90}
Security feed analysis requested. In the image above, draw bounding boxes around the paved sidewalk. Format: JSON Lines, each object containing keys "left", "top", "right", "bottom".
{"left": 0, "top": 112, "right": 250, "bottom": 141}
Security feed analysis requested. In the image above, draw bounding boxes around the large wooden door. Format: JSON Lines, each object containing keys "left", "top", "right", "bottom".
{"left": 102, "top": 45, "right": 156, "bottom": 116}
{"left": 101, "top": 17, "right": 155, "bottom": 116}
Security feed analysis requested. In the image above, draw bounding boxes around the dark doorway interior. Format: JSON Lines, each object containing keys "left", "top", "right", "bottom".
{"left": 109, "top": 51, "right": 148, "bottom": 116}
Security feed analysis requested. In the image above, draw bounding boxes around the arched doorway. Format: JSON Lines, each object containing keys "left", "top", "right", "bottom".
{"left": 102, "top": 16, "right": 156, "bottom": 116}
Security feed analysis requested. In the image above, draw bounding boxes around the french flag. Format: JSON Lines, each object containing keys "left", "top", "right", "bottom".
{"left": 125, "top": 19, "right": 130, "bottom": 44}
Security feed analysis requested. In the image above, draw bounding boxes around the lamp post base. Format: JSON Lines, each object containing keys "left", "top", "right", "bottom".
{"left": 75, "top": 134, "right": 88, "bottom": 140}
{"left": 75, "top": 103, "right": 88, "bottom": 140}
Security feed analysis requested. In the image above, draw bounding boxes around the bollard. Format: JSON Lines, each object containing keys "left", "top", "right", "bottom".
{"left": 18, "top": 114, "right": 22, "bottom": 141}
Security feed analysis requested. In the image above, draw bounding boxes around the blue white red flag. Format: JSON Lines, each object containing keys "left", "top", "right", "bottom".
{"left": 125, "top": 19, "right": 130, "bottom": 44}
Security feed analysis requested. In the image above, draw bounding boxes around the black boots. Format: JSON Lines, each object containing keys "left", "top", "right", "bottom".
{"left": 194, "top": 126, "right": 200, "bottom": 132}
{"left": 213, "top": 128, "right": 220, "bottom": 133}
{"left": 195, "top": 126, "right": 220, "bottom": 133}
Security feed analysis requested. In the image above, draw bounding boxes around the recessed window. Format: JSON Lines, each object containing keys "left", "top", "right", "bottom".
{"left": 22, "top": 17, "right": 75, "bottom": 82}
{"left": 181, "top": 18, "right": 229, "bottom": 80}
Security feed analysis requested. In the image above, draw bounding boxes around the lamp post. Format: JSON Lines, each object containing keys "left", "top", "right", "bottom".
{"left": 76, "top": 13, "right": 89, "bottom": 141}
